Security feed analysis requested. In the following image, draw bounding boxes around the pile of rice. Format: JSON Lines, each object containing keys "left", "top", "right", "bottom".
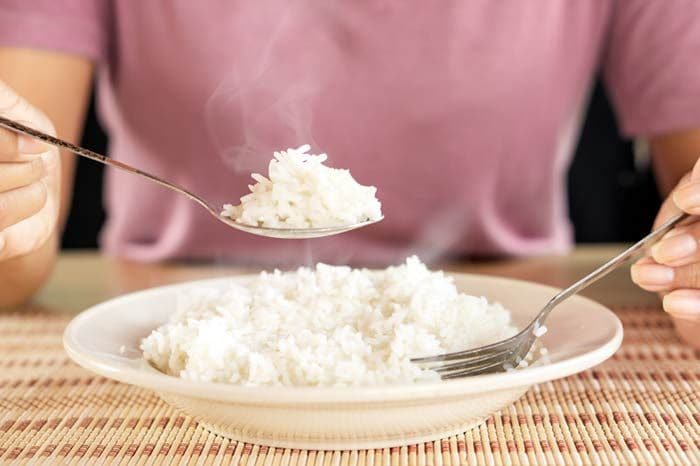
{"left": 221, "top": 145, "right": 382, "bottom": 228}
{"left": 141, "top": 257, "right": 516, "bottom": 387}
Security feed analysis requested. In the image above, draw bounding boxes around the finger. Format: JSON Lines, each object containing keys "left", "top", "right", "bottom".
{"left": 0, "top": 159, "right": 44, "bottom": 192}
{"left": 691, "top": 156, "right": 700, "bottom": 181}
{"left": 633, "top": 255, "right": 656, "bottom": 266}
{"left": 663, "top": 289, "right": 700, "bottom": 322}
{"left": 633, "top": 260, "right": 700, "bottom": 293}
{"left": 18, "top": 135, "right": 47, "bottom": 155}
{"left": 630, "top": 260, "right": 674, "bottom": 292}
{"left": 0, "top": 128, "right": 16, "bottom": 160}
{"left": 651, "top": 174, "right": 691, "bottom": 231}
{"left": 650, "top": 221, "right": 700, "bottom": 267}
{"left": 0, "top": 80, "right": 51, "bottom": 160}
{"left": 673, "top": 179, "right": 700, "bottom": 216}
{"left": 666, "top": 261, "right": 700, "bottom": 292}
{"left": 0, "top": 127, "right": 47, "bottom": 161}
{"left": 0, "top": 181, "right": 47, "bottom": 230}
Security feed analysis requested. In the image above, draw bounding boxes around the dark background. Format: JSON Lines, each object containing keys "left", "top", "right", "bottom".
{"left": 61, "top": 79, "right": 662, "bottom": 250}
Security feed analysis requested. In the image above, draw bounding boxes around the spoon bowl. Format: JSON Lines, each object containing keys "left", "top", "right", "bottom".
{"left": 220, "top": 216, "right": 384, "bottom": 239}
{"left": 0, "top": 116, "right": 382, "bottom": 240}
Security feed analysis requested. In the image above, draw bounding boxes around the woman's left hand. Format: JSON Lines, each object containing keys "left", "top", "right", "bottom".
{"left": 631, "top": 158, "right": 700, "bottom": 347}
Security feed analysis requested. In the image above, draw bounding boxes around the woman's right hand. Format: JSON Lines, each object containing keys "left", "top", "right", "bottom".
{"left": 0, "top": 80, "right": 61, "bottom": 262}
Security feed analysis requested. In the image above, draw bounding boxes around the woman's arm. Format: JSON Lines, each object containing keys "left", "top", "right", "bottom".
{"left": 0, "top": 48, "right": 93, "bottom": 307}
{"left": 650, "top": 129, "right": 700, "bottom": 196}
{"left": 632, "top": 129, "right": 700, "bottom": 347}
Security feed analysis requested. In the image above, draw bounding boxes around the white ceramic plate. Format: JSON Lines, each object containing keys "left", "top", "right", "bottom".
{"left": 63, "top": 273, "right": 622, "bottom": 450}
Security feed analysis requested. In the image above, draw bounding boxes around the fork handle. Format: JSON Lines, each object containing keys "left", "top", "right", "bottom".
{"left": 539, "top": 211, "right": 690, "bottom": 321}
{"left": 0, "top": 115, "right": 214, "bottom": 212}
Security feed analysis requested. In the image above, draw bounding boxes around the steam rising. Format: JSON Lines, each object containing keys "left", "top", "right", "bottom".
{"left": 402, "top": 208, "right": 472, "bottom": 265}
{"left": 205, "top": 2, "right": 336, "bottom": 174}
{"left": 205, "top": 4, "right": 474, "bottom": 266}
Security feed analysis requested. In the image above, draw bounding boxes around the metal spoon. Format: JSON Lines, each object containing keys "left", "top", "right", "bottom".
{"left": 0, "top": 116, "right": 382, "bottom": 239}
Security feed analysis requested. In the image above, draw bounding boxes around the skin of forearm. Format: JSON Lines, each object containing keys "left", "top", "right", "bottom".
{"left": 650, "top": 129, "right": 700, "bottom": 196}
{"left": 0, "top": 232, "right": 57, "bottom": 308}
{"left": 0, "top": 48, "right": 93, "bottom": 307}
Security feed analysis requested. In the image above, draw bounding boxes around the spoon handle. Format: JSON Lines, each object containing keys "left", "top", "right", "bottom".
{"left": 540, "top": 211, "right": 689, "bottom": 319}
{"left": 0, "top": 115, "right": 213, "bottom": 212}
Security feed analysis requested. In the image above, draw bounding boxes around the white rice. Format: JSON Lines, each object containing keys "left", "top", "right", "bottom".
{"left": 533, "top": 324, "right": 548, "bottom": 338}
{"left": 221, "top": 144, "right": 382, "bottom": 228}
{"left": 141, "top": 257, "right": 516, "bottom": 387}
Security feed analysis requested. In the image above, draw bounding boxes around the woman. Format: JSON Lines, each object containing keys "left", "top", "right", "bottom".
{"left": 0, "top": 2, "right": 698, "bottom": 345}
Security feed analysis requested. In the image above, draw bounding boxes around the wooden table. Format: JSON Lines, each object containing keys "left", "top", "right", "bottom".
{"left": 1, "top": 246, "right": 698, "bottom": 465}
{"left": 35, "top": 245, "right": 655, "bottom": 312}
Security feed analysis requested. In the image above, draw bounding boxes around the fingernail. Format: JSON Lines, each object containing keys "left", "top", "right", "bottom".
{"left": 17, "top": 136, "right": 46, "bottom": 154}
{"left": 631, "top": 263, "right": 674, "bottom": 287}
{"left": 0, "top": 235, "right": 4, "bottom": 252}
{"left": 651, "top": 233, "right": 697, "bottom": 263}
{"left": 664, "top": 292, "right": 700, "bottom": 319}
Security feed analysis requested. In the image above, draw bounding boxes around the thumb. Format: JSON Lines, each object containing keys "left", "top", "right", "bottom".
{"left": 690, "top": 156, "right": 700, "bottom": 182}
{"left": 654, "top": 172, "right": 691, "bottom": 230}
{"left": 0, "top": 80, "right": 52, "bottom": 160}
{"left": 672, "top": 160, "right": 700, "bottom": 220}
{"left": 0, "top": 79, "right": 55, "bottom": 137}
{"left": 655, "top": 157, "right": 700, "bottom": 229}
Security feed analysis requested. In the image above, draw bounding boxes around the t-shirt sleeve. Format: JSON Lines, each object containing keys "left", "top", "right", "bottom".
{"left": 603, "top": 0, "right": 700, "bottom": 138}
{"left": 0, "top": 0, "right": 107, "bottom": 62}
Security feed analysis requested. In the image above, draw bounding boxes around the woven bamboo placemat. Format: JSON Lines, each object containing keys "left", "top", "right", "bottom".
{"left": 0, "top": 306, "right": 698, "bottom": 465}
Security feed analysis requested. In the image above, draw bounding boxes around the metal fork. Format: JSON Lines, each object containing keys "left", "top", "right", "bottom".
{"left": 411, "top": 211, "right": 689, "bottom": 379}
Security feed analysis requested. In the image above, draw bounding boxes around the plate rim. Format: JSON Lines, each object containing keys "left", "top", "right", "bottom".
{"left": 63, "top": 273, "right": 623, "bottom": 405}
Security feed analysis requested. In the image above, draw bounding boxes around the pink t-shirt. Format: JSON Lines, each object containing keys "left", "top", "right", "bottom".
{"left": 1, "top": 1, "right": 700, "bottom": 265}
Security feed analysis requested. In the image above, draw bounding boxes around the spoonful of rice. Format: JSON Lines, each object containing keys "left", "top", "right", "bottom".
{"left": 0, "top": 117, "right": 383, "bottom": 239}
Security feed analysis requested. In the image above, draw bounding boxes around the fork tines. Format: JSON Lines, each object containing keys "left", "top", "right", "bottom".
{"left": 411, "top": 334, "right": 538, "bottom": 379}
